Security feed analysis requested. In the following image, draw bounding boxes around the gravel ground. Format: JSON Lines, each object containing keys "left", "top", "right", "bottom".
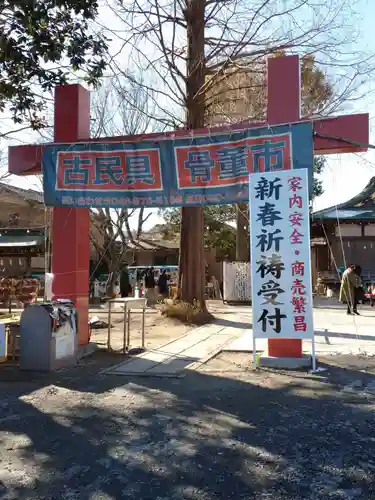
{"left": 0, "top": 353, "right": 375, "bottom": 500}
{"left": 89, "top": 308, "right": 192, "bottom": 351}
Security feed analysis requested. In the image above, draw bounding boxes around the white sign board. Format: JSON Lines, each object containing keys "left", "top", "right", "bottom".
{"left": 249, "top": 169, "right": 313, "bottom": 340}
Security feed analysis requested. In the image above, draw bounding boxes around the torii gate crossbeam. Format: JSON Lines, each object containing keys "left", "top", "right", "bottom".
{"left": 8, "top": 55, "right": 369, "bottom": 361}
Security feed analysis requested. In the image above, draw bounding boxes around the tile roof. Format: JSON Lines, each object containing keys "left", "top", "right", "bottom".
{"left": 312, "top": 177, "right": 375, "bottom": 221}
{"left": 0, "top": 182, "right": 44, "bottom": 204}
{"left": 126, "top": 238, "right": 179, "bottom": 251}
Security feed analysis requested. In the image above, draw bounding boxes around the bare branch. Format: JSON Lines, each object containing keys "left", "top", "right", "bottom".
{"left": 103, "top": 0, "right": 374, "bottom": 131}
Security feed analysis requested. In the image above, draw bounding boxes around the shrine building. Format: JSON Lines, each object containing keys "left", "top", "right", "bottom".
{"left": 311, "top": 176, "right": 375, "bottom": 294}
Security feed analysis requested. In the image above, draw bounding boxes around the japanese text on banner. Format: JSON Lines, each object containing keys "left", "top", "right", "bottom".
{"left": 42, "top": 121, "right": 314, "bottom": 208}
{"left": 249, "top": 169, "right": 313, "bottom": 340}
{"left": 288, "top": 174, "right": 309, "bottom": 335}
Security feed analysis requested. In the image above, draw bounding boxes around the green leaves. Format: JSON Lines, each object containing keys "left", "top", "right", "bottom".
{"left": 160, "top": 205, "right": 237, "bottom": 260}
{"left": 312, "top": 156, "right": 326, "bottom": 199}
{"left": 0, "top": 0, "right": 107, "bottom": 128}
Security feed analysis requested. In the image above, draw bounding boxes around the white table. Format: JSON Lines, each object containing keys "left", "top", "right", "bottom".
{"left": 107, "top": 297, "right": 147, "bottom": 353}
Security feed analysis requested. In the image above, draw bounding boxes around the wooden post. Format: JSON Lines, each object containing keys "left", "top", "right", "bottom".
{"left": 51, "top": 85, "right": 91, "bottom": 346}
{"left": 266, "top": 56, "right": 303, "bottom": 359}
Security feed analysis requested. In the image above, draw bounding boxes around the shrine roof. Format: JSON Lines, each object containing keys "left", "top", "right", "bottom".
{"left": 0, "top": 182, "right": 44, "bottom": 204}
{"left": 0, "top": 234, "right": 44, "bottom": 248}
{"left": 312, "top": 177, "right": 375, "bottom": 221}
{"left": 126, "top": 238, "right": 179, "bottom": 251}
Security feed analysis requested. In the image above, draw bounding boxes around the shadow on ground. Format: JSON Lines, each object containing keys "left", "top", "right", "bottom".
{"left": 315, "top": 330, "right": 375, "bottom": 342}
{"left": 211, "top": 317, "right": 251, "bottom": 329}
{"left": 0, "top": 352, "right": 374, "bottom": 499}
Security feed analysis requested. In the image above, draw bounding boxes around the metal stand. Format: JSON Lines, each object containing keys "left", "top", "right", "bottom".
{"left": 107, "top": 300, "right": 112, "bottom": 351}
{"left": 141, "top": 307, "right": 145, "bottom": 348}
{"left": 122, "top": 304, "right": 128, "bottom": 355}
{"left": 106, "top": 297, "right": 147, "bottom": 354}
{"left": 126, "top": 309, "right": 131, "bottom": 350}
{"left": 252, "top": 336, "right": 257, "bottom": 370}
{"left": 311, "top": 333, "right": 317, "bottom": 371}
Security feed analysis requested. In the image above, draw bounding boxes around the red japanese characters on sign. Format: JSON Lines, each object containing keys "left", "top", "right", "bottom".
{"left": 288, "top": 175, "right": 308, "bottom": 333}
{"left": 56, "top": 150, "right": 163, "bottom": 192}
{"left": 175, "top": 134, "right": 291, "bottom": 189}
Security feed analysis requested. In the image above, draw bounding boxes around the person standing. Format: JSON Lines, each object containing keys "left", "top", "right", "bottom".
{"left": 120, "top": 265, "right": 130, "bottom": 298}
{"left": 339, "top": 264, "right": 361, "bottom": 315}
{"left": 145, "top": 267, "right": 156, "bottom": 306}
{"left": 157, "top": 269, "right": 169, "bottom": 298}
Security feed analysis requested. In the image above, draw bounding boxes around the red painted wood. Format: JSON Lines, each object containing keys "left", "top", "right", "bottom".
{"left": 51, "top": 85, "right": 90, "bottom": 346}
{"left": 313, "top": 114, "right": 369, "bottom": 154}
{"left": 267, "top": 55, "right": 301, "bottom": 124}
{"left": 268, "top": 338, "right": 303, "bottom": 358}
{"left": 8, "top": 112, "right": 369, "bottom": 176}
{"left": 8, "top": 144, "right": 43, "bottom": 175}
{"left": 266, "top": 56, "right": 303, "bottom": 358}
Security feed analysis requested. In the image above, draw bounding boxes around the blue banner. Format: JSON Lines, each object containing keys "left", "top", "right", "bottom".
{"left": 42, "top": 122, "right": 313, "bottom": 208}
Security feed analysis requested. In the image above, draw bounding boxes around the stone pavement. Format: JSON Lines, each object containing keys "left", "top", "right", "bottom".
{"left": 102, "top": 319, "right": 248, "bottom": 377}
{"left": 103, "top": 300, "right": 375, "bottom": 376}
{"left": 225, "top": 302, "right": 375, "bottom": 356}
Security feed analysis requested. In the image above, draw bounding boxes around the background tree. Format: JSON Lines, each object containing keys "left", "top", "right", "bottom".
{"left": 0, "top": 0, "right": 107, "bottom": 130}
{"left": 0, "top": 151, "right": 10, "bottom": 182}
{"left": 35, "top": 77, "right": 158, "bottom": 292}
{"left": 160, "top": 205, "right": 237, "bottom": 261}
{"left": 90, "top": 208, "right": 134, "bottom": 293}
{"left": 159, "top": 54, "right": 332, "bottom": 262}
{"left": 312, "top": 156, "right": 326, "bottom": 199}
{"left": 205, "top": 54, "right": 333, "bottom": 260}
{"left": 108, "top": 0, "right": 372, "bottom": 307}
{"left": 205, "top": 54, "right": 334, "bottom": 126}
{"left": 87, "top": 77, "right": 159, "bottom": 292}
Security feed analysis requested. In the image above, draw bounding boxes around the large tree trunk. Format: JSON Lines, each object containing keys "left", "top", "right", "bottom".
{"left": 178, "top": 0, "right": 206, "bottom": 307}
{"left": 236, "top": 203, "right": 249, "bottom": 261}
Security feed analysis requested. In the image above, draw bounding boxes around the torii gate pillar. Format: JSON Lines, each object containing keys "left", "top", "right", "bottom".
{"left": 266, "top": 56, "right": 303, "bottom": 358}
{"left": 265, "top": 56, "right": 368, "bottom": 357}
{"left": 51, "top": 85, "right": 91, "bottom": 345}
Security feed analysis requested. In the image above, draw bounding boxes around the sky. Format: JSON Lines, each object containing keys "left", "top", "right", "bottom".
{"left": 2, "top": 0, "right": 375, "bottom": 229}
{"left": 312, "top": 0, "right": 375, "bottom": 211}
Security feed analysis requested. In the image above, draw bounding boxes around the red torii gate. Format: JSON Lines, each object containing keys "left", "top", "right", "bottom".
{"left": 8, "top": 55, "right": 368, "bottom": 360}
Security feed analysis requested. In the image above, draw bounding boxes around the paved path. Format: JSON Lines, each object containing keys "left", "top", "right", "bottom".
{"left": 226, "top": 305, "right": 375, "bottom": 356}
{"left": 102, "top": 321, "right": 248, "bottom": 376}
{"left": 103, "top": 301, "right": 375, "bottom": 376}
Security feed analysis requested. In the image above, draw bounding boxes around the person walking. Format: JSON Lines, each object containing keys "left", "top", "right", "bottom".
{"left": 339, "top": 264, "right": 361, "bottom": 315}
